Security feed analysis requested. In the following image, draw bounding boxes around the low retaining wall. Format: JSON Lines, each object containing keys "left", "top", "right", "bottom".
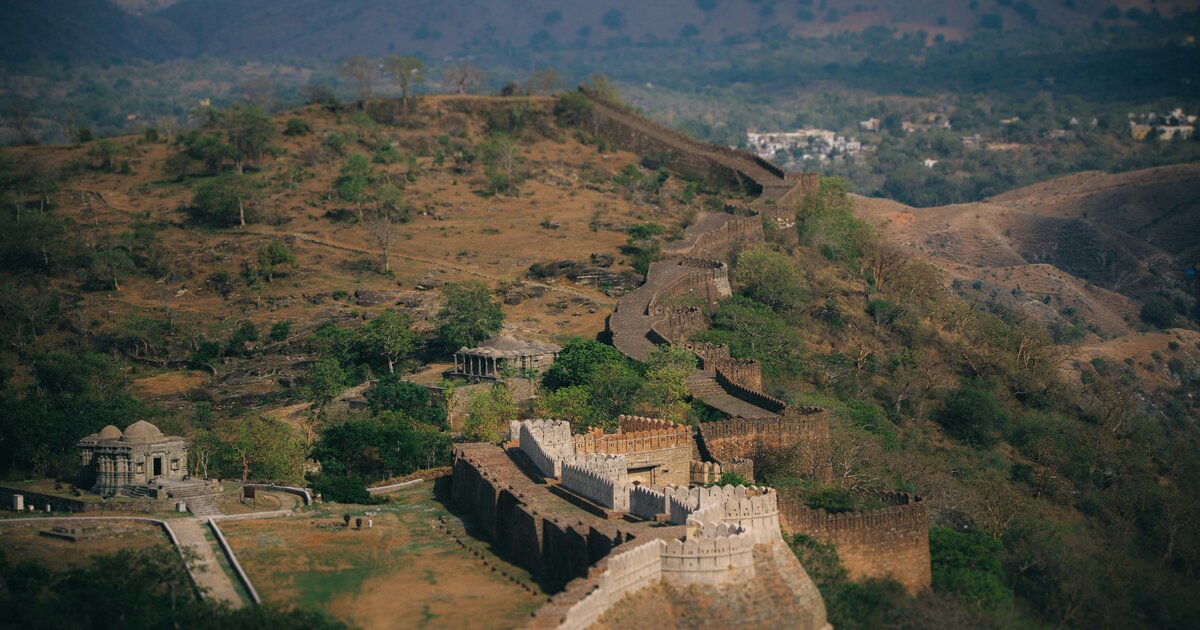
{"left": 0, "top": 485, "right": 174, "bottom": 513}
{"left": 244, "top": 483, "right": 313, "bottom": 506}
{"left": 207, "top": 518, "right": 261, "bottom": 605}
{"left": 0, "top": 516, "right": 200, "bottom": 599}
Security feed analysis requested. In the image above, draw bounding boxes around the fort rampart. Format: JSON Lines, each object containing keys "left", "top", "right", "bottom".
{"left": 688, "top": 458, "right": 755, "bottom": 485}
{"left": 645, "top": 262, "right": 731, "bottom": 317}
{"left": 572, "top": 425, "right": 691, "bottom": 455}
{"left": 451, "top": 444, "right": 639, "bottom": 590}
{"left": 699, "top": 413, "right": 833, "bottom": 482}
{"left": 617, "top": 414, "right": 678, "bottom": 433}
{"left": 517, "top": 419, "right": 574, "bottom": 478}
{"left": 560, "top": 454, "right": 630, "bottom": 512}
{"left": 778, "top": 491, "right": 932, "bottom": 593}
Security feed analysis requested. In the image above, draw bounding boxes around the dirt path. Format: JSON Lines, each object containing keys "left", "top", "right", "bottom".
{"left": 172, "top": 518, "right": 245, "bottom": 608}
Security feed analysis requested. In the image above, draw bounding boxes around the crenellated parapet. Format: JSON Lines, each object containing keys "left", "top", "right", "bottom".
{"left": 573, "top": 424, "right": 691, "bottom": 456}
{"left": 560, "top": 453, "right": 630, "bottom": 512}
{"left": 668, "top": 484, "right": 782, "bottom": 545}
{"left": 698, "top": 411, "right": 833, "bottom": 483}
{"left": 516, "top": 419, "right": 575, "bottom": 478}
{"left": 617, "top": 414, "right": 678, "bottom": 433}
{"left": 629, "top": 484, "right": 668, "bottom": 521}
{"left": 549, "top": 540, "right": 667, "bottom": 630}
{"left": 710, "top": 357, "right": 764, "bottom": 392}
{"left": 689, "top": 458, "right": 755, "bottom": 485}
{"left": 660, "top": 526, "right": 756, "bottom": 586}
{"left": 778, "top": 491, "right": 932, "bottom": 593}
{"left": 645, "top": 260, "right": 731, "bottom": 317}
{"left": 647, "top": 307, "right": 707, "bottom": 346}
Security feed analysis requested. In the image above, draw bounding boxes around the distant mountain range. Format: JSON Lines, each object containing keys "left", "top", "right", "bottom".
{"left": 3, "top": 0, "right": 1195, "bottom": 62}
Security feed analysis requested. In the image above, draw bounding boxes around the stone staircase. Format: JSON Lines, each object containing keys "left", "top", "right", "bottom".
{"left": 170, "top": 482, "right": 222, "bottom": 518}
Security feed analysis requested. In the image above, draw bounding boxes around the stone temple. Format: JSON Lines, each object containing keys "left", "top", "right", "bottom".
{"left": 77, "top": 420, "right": 188, "bottom": 496}
{"left": 452, "top": 335, "right": 560, "bottom": 380}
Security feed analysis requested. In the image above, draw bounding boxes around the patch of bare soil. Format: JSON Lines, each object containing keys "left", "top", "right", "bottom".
{"left": 0, "top": 521, "right": 169, "bottom": 571}
{"left": 220, "top": 483, "right": 543, "bottom": 629}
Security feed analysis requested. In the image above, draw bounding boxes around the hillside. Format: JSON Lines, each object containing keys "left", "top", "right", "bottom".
{"left": 854, "top": 164, "right": 1200, "bottom": 341}
{"left": 0, "top": 95, "right": 701, "bottom": 418}
{"left": 5, "top": 0, "right": 1197, "bottom": 61}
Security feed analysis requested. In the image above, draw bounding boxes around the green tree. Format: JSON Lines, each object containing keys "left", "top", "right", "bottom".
{"left": 190, "top": 172, "right": 261, "bottom": 227}
{"left": 283, "top": 118, "right": 312, "bottom": 137}
{"left": 536, "top": 385, "right": 593, "bottom": 432}
{"left": 585, "top": 362, "right": 642, "bottom": 430}
{"left": 543, "top": 338, "right": 626, "bottom": 389}
{"left": 929, "top": 527, "right": 1010, "bottom": 610}
{"left": 932, "top": 381, "right": 1010, "bottom": 448}
{"left": 223, "top": 104, "right": 275, "bottom": 173}
{"left": 313, "top": 411, "right": 451, "bottom": 482}
{"left": 464, "top": 384, "right": 518, "bottom": 442}
{"left": 796, "top": 178, "right": 874, "bottom": 265}
{"left": 218, "top": 415, "right": 305, "bottom": 482}
{"left": 365, "top": 374, "right": 446, "bottom": 428}
{"left": 334, "top": 154, "right": 372, "bottom": 219}
{"left": 305, "top": 357, "right": 347, "bottom": 412}
{"left": 733, "top": 246, "right": 808, "bottom": 315}
{"left": 366, "top": 184, "right": 405, "bottom": 272}
{"left": 436, "top": 281, "right": 503, "bottom": 351}
{"left": 383, "top": 55, "right": 425, "bottom": 105}
{"left": 245, "top": 240, "right": 296, "bottom": 285}
{"left": 339, "top": 55, "right": 378, "bottom": 102}
{"left": 87, "top": 249, "right": 135, "bottom": 292}
{"left": 360, "top": 310, "right": 419, "bottom": 374}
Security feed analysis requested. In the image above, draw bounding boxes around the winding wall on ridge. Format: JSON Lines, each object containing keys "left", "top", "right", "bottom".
{"left": 585, "top": 87, "right": 818, "bottom": 422}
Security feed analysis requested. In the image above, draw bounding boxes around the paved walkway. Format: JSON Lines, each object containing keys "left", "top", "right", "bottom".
{"left": 172, "top": 518, "right": 244, "bottom": 607}
{"left": 687, "top": 371, "right": 780, "bottom": 419}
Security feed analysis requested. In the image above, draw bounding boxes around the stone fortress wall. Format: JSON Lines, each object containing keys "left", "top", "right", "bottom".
{"left": 503, "top": 415, "right": 800, "bottom": 629}
{"left": 579, "top": 86, "right": 930, "bottom": 598}
{"left": 689, "top": 458, "right": 755, "bottom": 485}
{"left": 516, "top": 419, "right": 575, "bottom": 478}
{"left": 698, "top": 412, "right": 833, "bottom": 483}
{"left": 779, "top": 491, "right": 932, "bottom": 593}
{"left": 452, "top": 444, "right": 640, "bottom": 591}
{"left": 560, "top": 453, "right": 630, "bottom": 512}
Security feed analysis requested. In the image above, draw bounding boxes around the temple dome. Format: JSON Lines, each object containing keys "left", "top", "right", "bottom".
{"left": 97, "top": 425, "right": 123, "bottom": 440}
{"left": 121, "top": 420, "right": 163, "bottom": 442}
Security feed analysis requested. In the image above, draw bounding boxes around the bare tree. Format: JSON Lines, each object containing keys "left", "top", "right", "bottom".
{"left": 443, "top": 62, "right": 486, "bottom": 94}
{"left": 366, "top": 184, "right": 405, "bottom": 273}
{"left": 524, "top": 68, "right": 563, "bottom": 95}
{"left": 339, "top": 56, "right": 379, "bottom": 102}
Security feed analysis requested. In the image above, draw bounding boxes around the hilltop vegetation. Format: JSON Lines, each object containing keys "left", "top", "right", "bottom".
{"left": 1, "top": 86, "right": 1199, "bottom": 629}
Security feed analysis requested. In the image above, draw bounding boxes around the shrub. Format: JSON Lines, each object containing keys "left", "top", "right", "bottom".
{"left": 1139, "top": 298, "right": 1176, "bottom": 329}
{"left": 932, "top": 382, "right": 1010, "bottom": 448}
{"left": 189, "top": 172, "right": 261, "bottom": 227}
{"left": 309, "top": 473, "right": 370, "bottom": 504}
{"left": 929, "top": 527, "right": 1010, "bottom": 610}
{"left": 283, "top": 118, "right": 312, "bottom": 137}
